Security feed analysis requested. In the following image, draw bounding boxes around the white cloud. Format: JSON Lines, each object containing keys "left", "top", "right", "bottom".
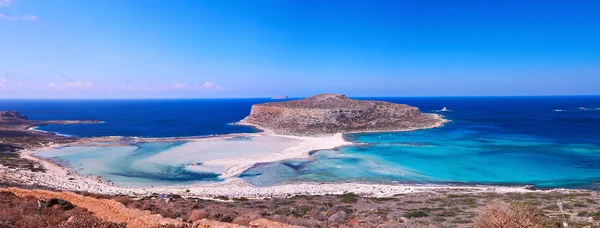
{"left": 66, "top": 81, "right": 93, "bottom": 89}
{"left": 171, "top": 83, "right": 189, "bottom": 90}
{"left": 0, "top": 77, "right": 7, "bottom": 87}
{"left": 203, "top": 81, "right": 221, "bottom": 89}
{"left": 194, "top": 81, "right": 224, "bottom": 91}
{"left": 48, "top": 82, "right": 56, "bottom": 88}
{"left": 117, "top": 84, "right": 152, "bottom": 91}
{"left": 0, "top": 1, "right": 39, "bottom": 21}
{"left": 113, "top": 81, "right": 225, "bottom": 92}
{"left": 0, "top": 0, "right": 12, "bottom": 7}
{"left": 0, "top": 76, "right": 27, "bottom": 90}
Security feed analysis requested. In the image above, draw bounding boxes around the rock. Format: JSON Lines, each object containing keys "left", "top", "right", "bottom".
{"left": 0, "top": 110, "right": 27, "bottom": 120}
{"left": 45, "top": 198, "right": 75, "bottom": 210}
{"left": 240, "top": 94, "right": 445, "bottom": 135}
{"left": 327, "top": 211, "right": 347, "bottom": 223}
{"left": 386, "top": 212, "right": 405, "bottom": 222}
{"left": 249, "top": 218, "right": 304, "bottom": 228}
{"left": 377, "top": 222, "right": 405, "bottom": 228}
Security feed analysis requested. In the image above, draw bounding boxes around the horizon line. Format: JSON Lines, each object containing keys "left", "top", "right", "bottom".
{"left": 1, "top": 94, "right": 599, "bottom": 100}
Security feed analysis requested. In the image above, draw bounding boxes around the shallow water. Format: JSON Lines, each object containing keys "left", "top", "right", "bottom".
{"left": 35, "top": 135, "right": 300, "bottom": 187}
{"left": 241, "top": 97, "right": 600, "bottom": 189}
{"left": 16, "top": 97, "right": 600, "bottom": 189}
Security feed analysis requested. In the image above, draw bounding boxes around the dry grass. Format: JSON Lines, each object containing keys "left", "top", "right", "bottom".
{"left": 473, "top": 201, "right": 551, "bottom": 228}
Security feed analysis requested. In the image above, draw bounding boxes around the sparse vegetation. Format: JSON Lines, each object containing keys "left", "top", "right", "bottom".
{"left": 232, "top": 197, "right": 249, "bottom": 202}
{"left": 0, "top": 191, "right": 126, "bottom": 227}
{"left": 592, "top": 211, "right": 600, "bottom": 220}
{"left": 339, "top": 193, "right": 358, "bottom": 203}
{"left": 404, "top": 210, "right": 429, "bottom": 218}
{"left": 473, "top": 201, "right": 550, "bottom": 228}
{"left": 1, "top": 187, "right": 600, "bottom": 227}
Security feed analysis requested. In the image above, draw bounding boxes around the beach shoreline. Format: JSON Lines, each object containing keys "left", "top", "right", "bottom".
{"left": 6, "top": 146, "right": 547, "bottom": 198}
{"left": 3, "top": 113, "right": 581, "bottom": 198}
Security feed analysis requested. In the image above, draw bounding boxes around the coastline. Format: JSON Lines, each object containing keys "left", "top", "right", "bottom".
{"left": 342, "top": 113, "right": 449, "bottom": 135}
{"left": 4, "top": 113, "right": 580, "bottom": 198}
{"left": 6, "top": 146, "right": 547, "bottom": 198}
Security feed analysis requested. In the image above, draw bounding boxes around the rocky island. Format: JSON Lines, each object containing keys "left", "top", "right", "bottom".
{"left": 0, "top": 110, "right": 29, "bottom": 120}
{"left": 240, "top": 94, "right": 446, "bottom": 135}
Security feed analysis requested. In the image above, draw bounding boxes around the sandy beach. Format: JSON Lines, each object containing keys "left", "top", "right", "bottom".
{"left": 1, "top": 129, "right": 571, "bottom": 199}
{"left": 1, "top": 113, "right": 579, "bottom": 198}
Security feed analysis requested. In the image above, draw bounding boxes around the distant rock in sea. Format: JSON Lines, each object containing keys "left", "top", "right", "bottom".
{"left": 240, "top": 94, "right": 446, "bottom": 136}
{"left": 271, "top": 95, "right": 289, "bottom": 100}
{"left": 0, "top": 110, "right": 28, "bottom": 121}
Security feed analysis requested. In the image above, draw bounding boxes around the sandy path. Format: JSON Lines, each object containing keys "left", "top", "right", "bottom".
{"left": 1, "top": 187, "right": 306, "bottom": 228}
{"left": 3, "top": 187, "right": 182, "bottom": 227}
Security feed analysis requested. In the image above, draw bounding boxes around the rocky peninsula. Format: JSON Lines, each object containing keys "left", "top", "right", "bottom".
{"left": 240, "top": 94, "right": 446, "bottom": 135}
{"left": 0, "top": 110, "right": 100, "bottom": 132}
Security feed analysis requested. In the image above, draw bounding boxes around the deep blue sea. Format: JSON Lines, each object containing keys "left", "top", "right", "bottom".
{"left": 3, "top": 97, "right": 600, "bottom": 189}
{"left": 0, "top": 99, "right": 265, "bottom": 137}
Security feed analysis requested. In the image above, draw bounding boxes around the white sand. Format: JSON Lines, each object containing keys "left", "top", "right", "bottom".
{"left": 4, "top": 149, "right": 544, "bottom": 198}
{"left": 204, "top": 133, "right": 352, "bottom": 178}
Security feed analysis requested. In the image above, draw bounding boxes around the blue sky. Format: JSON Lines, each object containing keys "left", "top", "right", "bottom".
{"left": 1, "top": 0, "right": 599, "bottom": 98}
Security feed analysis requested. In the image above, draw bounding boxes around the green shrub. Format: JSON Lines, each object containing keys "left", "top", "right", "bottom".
{"left": 339, "top": 193, "right": 358, "bottom": 203}
{"left": 592, "top": 211, "right": 600, "bottom": 220}
{"left": 232, "top": 197, "right": 249, "bottom": 202}
{"left": 403, "top": 210, "right": 429, "bottom": 218}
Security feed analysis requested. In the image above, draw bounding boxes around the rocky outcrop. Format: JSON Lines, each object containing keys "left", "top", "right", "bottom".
{"left": 0, "top": 110, "right": 99, "bottom": 140}
{"left": 0, "top": 110, "right": 28, "bottom": 121}
{"left": 240, "top": 94, "right": 445, "bottom": 135}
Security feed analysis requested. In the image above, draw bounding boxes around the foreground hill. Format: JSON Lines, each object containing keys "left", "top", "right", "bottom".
{"left": 240, "top": 94, "right": 445, "bottom": 135}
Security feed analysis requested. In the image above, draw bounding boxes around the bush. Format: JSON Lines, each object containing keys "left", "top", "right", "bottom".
{"left": 577, "top": 211, "right": 588, "bottom": 217}
{"left": 232, "top": 197, "right": 249, "bottom": 202}
{"left": 403, "top": 210, "right": 428, "bottom": 218}
{"left": 592, "top": 211, "right": 600, "bottom": 220}
{"left": 339, "top": 193, "right": 358, "bottom": 203}
{"left": 473, "top": 201, "right": 550, "bottom": 228}
{"left": 187, "top": 209, "right": 209, "bottom": 222}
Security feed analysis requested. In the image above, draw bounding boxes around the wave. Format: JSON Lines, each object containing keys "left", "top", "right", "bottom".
{"left": 579, "top": 107, "right": 600, "bottom": 111}
{"left": 28, "top": 126, "right": 73, "bottom": 137}
{"left": 432, "top": 107, "right": 451, "bottom": 112}
{"left": 553, "top": 107, "right": 600, "bottom": 112}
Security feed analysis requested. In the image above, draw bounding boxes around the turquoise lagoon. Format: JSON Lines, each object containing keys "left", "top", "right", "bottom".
{"left": 36, "top": 136, "right": 300, "bottom": 187}
{"left": 242, "top": 127, "right": 600, "bottom": 189}
{"left": 25, "top": 97, "right": 600, "bottom": 189}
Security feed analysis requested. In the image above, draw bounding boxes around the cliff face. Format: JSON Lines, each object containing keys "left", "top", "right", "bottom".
{"left": 240, "top": 94, "right": 445, "bottom": 135}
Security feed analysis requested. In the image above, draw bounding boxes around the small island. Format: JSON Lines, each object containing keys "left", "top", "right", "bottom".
{"left": 240, "top": 94, "right": 446, "bottom": 135}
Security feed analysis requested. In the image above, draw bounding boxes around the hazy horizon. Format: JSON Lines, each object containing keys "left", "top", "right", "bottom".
{"left": 1, "top": 0, "right": 599, "bottom": 98}
{"left": 1, "top": 94, "right": 600, "bottom": 100}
